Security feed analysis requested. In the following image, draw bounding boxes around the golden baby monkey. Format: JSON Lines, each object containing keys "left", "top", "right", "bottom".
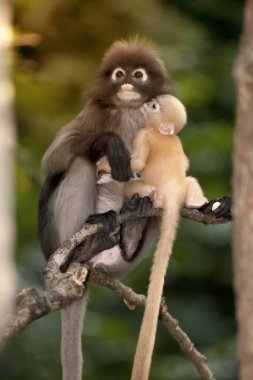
{"left": 126, "top": 94, "right": 207, "bottom": 380}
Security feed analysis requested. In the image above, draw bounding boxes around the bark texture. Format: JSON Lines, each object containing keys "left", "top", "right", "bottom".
{"left": 233, "top": 1, "right": 253, "bottom": 379}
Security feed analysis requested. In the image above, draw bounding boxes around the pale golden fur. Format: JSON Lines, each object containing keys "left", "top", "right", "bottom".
{"left": 125, "top": 95, "right": 207, "bottom": 380}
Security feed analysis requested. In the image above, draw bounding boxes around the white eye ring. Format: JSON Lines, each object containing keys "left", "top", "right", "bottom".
{"left": 144, "top": 99, "right": 160, "bottom": 113}
{"left": 132, "top": 68, "right": 148, "bottom": 82}
{"left": 111, "top": 67, "right": 126, "bottom": 81}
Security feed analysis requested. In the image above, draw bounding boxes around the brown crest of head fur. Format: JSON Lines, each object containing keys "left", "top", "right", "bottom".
{"left": 87, "top": 38, "right": 171, "bottom": 105}
{"left": 99, "top": 38, "right": 167, "bottom": 77}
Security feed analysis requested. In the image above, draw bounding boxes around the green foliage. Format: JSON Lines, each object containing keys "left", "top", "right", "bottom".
{"left": 1, "top": 0, "right": 242, "bottom": 378}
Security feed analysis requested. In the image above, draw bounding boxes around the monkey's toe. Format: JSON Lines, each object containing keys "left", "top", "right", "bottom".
{"left": 198, "top": 196, "right": 232, "bottom": 219}
{"left": 86, "top": 210, "right": 118, "bottom": 232}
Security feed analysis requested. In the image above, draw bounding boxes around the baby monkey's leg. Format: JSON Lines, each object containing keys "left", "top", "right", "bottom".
{"left": 185, "top": 176, "right": 208, "bottom": 208}
{"left": 125, "top": 179, "right": 155, "bottom": 200}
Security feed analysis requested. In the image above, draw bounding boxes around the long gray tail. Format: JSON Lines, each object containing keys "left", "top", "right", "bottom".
{"left": 61, "top": 293, "right": 88, "bottom": 380}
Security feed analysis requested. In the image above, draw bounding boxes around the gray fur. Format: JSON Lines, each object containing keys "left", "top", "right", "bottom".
{"left": 53, "top": 158, "right": 95, "bottom": 380}
{"left": 38, "top": 39, "right": 169, "bottom": 380}
{"left": 96, "top": 181, "right": 125, "bottom": 214}
{"left": 42, "top": 108, "right": 86, "bottom": 175}
{"left": 53, "top": 157, "right": 96, "bottom": 243}
{"left": 61, "top": 295, "right": 88, "bottom": 380}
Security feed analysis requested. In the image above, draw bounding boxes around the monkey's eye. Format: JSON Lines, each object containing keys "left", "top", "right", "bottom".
{"left": 111, "top": 67, "right": 126, "bottom": 81}
{"left": 132, "top": 68, "right": 148, "bottom": 82}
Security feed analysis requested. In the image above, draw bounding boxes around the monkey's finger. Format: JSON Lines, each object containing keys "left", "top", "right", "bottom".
{"left": 118, "top": 151, "right": 132, "bottom": 180}
{"left": 198, "top": 201, "right": 211, "bottom": 214}
{"left": 141, "top": 196, "right": 153, "bottom": 212}
{"left": 136, "top": 196, "right": 153, "bottom": 213}
{"left": 111, "top": 160, "right": 132, "bottom": 181}
{"left": 120, "top": 194, "right": 140, "bottom": 213}
{"left": 138, "top": 197, "right": 145, "bottom": 212}
{"left": 107, "top": 139, "right": 132, "bottom": 181}
{"left": 198, "top": 199, "right": 220, "bottom": 214}
{"left": 129, "top": 193, "right": 140, "bottom": 209}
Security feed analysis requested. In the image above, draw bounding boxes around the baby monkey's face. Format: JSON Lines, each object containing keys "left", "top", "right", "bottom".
{"left": 140, "top": 99, "right": 161, "bottom": 125}
{"left": 141, "top": 94, "right": 187, "bottom": 135}
{"left": 141, "top": 98, "right": 175, "bottom": 135}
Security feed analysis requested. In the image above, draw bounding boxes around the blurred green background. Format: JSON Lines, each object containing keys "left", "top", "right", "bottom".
{"left": 0, "top": 0, "right": 242, "bottom": 379}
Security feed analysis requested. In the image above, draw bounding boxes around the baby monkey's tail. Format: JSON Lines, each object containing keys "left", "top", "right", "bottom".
{"left": 131, "top": 199, "right": 181, "bottom": 380}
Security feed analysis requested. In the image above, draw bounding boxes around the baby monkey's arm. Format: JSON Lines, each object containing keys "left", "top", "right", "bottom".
{"left": 131, "top": 130, "right": 150, "bottom": 172}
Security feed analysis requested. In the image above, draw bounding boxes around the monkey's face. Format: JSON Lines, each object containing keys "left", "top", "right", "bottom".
{"left": 89, "top": 40, "right": 170, "bottom": 108}
{"left": 109, "top": 66, "right": 151, "bottom": 107}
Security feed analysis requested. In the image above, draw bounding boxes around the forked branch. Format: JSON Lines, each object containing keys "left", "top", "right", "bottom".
{"left": 0, "top": 206, "right": 228, "bottom": 378}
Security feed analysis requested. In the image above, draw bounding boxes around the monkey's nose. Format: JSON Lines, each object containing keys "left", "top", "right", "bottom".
{"left": 121, "top": 83, "right": 134, "bottom": 91}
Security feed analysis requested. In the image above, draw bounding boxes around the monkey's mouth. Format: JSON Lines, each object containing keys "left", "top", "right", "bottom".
{"left": 117, "top": 90, "right": 141, "bottom": 102}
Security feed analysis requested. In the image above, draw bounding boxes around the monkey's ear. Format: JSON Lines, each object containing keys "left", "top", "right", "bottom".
{"left": 159, "top": 123, "right": 175, "bottom": 135}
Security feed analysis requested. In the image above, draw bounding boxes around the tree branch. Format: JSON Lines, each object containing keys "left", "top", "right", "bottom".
{"left": 0, "top": 263, "right": 88, "bottom": 350}
{"left": 1, "top": 264, "right": 215, "bottom": 380}
{"left": 44, "top": 206, "right": 231, "bottom": 283}
{"left": 0, "top": 207, "right": 228, "bottom": 377}
{"left": 89, "top": 266, "right": 215, "bottom": 380}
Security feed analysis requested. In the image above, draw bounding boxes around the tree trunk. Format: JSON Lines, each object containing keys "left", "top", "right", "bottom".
{"left": 233, "top": 1, "right": 253, "bottom": 379}
{"left": 0, "top": 0, "right": 16, "bottom": 325}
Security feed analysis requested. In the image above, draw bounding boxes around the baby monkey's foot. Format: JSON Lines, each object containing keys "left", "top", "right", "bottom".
{"left": 121, "top": 194, "right": 153, "bottom": 214}
{"left": 185, "top": 196, "right": 208, "bottom": 209}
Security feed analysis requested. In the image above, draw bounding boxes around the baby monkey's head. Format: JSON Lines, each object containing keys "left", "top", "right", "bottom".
{"left": 141, "top": 94, "right": 187, "bottom": 135}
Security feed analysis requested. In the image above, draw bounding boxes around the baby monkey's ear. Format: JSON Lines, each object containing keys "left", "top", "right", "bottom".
{"left": 159, "top": 122, "right": 175, "bottom": 135}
